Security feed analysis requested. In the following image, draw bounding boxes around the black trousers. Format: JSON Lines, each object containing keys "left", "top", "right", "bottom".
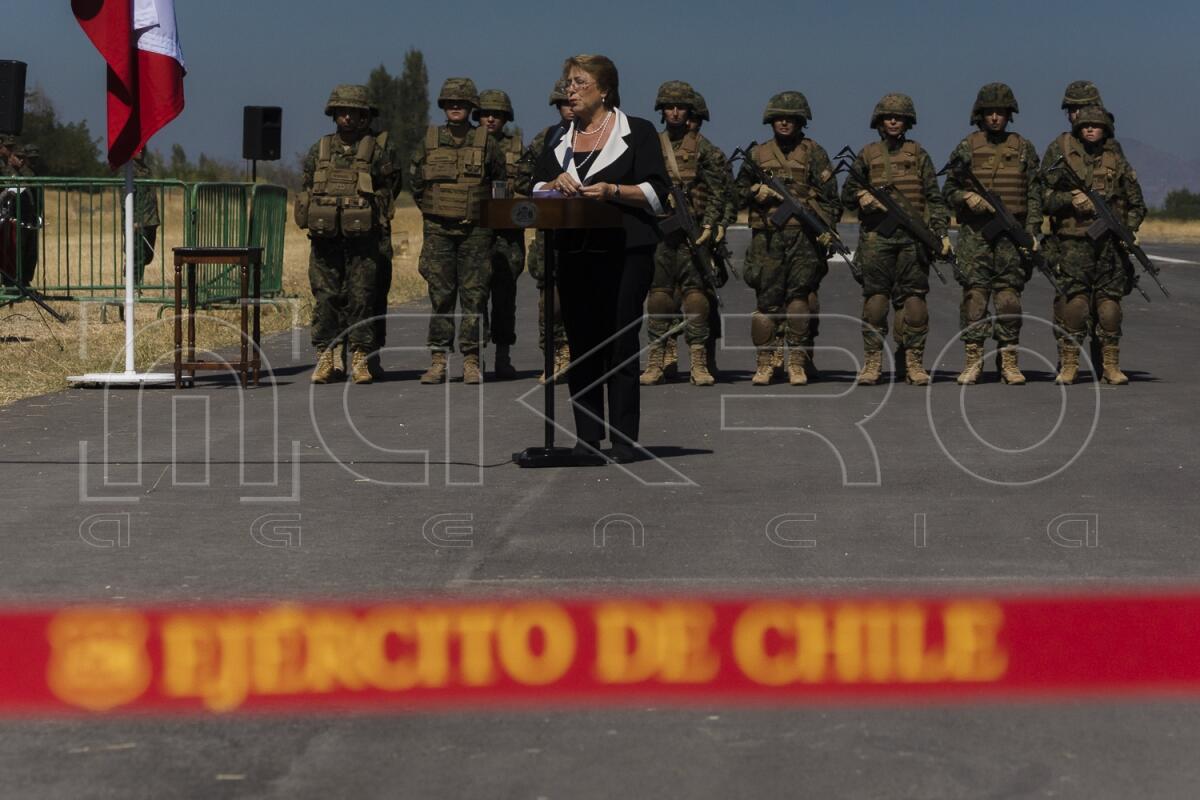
{"left": 557, "top": 245, "right": 654, "bottom": 446}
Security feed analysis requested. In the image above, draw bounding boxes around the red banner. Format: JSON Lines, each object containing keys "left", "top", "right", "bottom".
{"left": 2, "top": 592, "right": 1199, "bottom": 714}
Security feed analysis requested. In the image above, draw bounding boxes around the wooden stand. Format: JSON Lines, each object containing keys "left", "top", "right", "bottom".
{"left": 173, "top": 246, "right": 264, "bottom": 389}
{"left": 480, "top": 198, "right": 622, "bottom": 468}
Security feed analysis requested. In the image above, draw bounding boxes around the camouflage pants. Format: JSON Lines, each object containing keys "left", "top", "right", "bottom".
{"left": 527, "top": 231, "right": 568, "bottom": 351}
{"left": 374, "top": 229, "right": 394, "bottom": 348}
{"left": 855, "top": 229, "right": 930, "bottom": 351}
{"left": 744, "top": 227, "right": 828, "bottom": 347}
{"left": 132, "top": 226, "right": 157, "bottom": 286}
{"left": 1047, "top": 235, "right": 1132, "bottom": 344}
{"left": 489, "top": 231, "right": 526, "bottom": 346}
{"left": 648, "top": 238, "right": 711, "bottom": 346}
{"left": 419, "top": 222, "right": 493, "bottom": 353}
{"left": 309, "top": 233, "right": 380, "bottom": 352}
{"left": 955, "top": 226, "right": 1028, "bottom": 346}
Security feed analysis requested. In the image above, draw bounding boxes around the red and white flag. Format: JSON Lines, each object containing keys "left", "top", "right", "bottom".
{"left": 72, "top": 0, "right": 186, "bottom": 168}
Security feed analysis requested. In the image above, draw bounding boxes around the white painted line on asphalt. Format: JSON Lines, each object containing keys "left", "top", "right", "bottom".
{"left": 1147, "top": 254, "right": 1198, "bottom": 265}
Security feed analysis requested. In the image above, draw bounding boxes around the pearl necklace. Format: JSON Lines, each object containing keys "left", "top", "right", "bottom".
{"left": 570, "top": 111, "right": 613, "bottom": 176}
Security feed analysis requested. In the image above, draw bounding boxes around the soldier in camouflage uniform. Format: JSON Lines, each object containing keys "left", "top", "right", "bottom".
{"left": 17, "top": 144, "right": 40, "bottom": 176}
{"left": 410, "top": 78, "right": 505, "bottom": 385}
{"left": 517, "top": 79, "right": 573, "bottom": 384}
{"left": 1046, "top": 81, "right": 1121, "bottom": 363}
{"left": 840, "top": 94, "right": 950, "bottom": 386}
{"left": 475, "top": 89, "right": 525, "bottom": 380}
{"left": 942, "top": 83, "right": 1043, "bottom": 385}
{"left": 131, "top": 151, "right": 159, "bottom": 286}
{"left": 1041, "top": 105, "right": 1146, "bottom": 385}
{"left": 735, "top": 91, "right": 840, "bottom": 386}
{"left": 369, "top": 111, "right": 403, "bottom": 379}
{"left": 639, "top": 81, "right": 727, "bottom": 387}
{"left": 296, "top": 84, "right": 398, "bottom": 385}
{"left": 0, "top": 136, "right": 15, "bottom": 177}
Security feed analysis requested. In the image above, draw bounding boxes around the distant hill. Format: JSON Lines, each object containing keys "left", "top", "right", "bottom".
{"left": 1121, "top": 139, "right": 1200, "bottom": 208}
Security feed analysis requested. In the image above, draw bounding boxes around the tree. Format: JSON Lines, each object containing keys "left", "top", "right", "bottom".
{"left": 395, "top": 49, "right": 430, "bottom": 187}
{"left": 20, "top": 88, "right": 106, "bottom": 177}
{"left": 1161, "top": 188, "right": 1200, "bottom": 220}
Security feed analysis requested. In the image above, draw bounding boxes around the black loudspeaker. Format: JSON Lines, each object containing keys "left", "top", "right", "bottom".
{"left": 242, "top": 106, "right": 282, "bottom": 161}
{"left": 0, "top": 60, "right": 27, "bottom": 135}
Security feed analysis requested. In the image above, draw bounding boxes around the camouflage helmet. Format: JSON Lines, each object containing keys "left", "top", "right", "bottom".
{"left": 18, "top": 144, "right": 39, "bottom": 160}
{"left": 474, "top": 89, "right": 514, "bottom": 122}
{"left": 437, "top": 77, "right": 480, "bottom": 109}
{"left": 1072, "top": 105, "right": 1114, "bottom": 136}
{"left": 1062, "top": 80, "right": 1103, "bottom": 110}
{"left": 324, "top": 84, "right": 378, "bottom": 118}
{"left": 0, "top": 134, "right": 15, "bottom": 148}
{"left": 971, "top": 82, "right": 1019, "bottom": 124}
{"left": 548, "top": 79, "right": 570, "bottom": 105}
{"left": 871, "top": 93, "right": 917, "bottom": 128}
{"left": 692, "top": 90, "right": 710, "bottom": 122}
{"left": 654, "top": 80, "right": 695, "bottom": 111}
{"left": 762, "top": 91, "right": 812, "bottom": 124}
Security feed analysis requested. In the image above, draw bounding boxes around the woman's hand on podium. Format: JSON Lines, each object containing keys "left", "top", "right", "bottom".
{"left": 580, "top": 182, "right": 616, "bottom": 202}
{"left": 549, "top": 172, "right": 582, "bottom": 196}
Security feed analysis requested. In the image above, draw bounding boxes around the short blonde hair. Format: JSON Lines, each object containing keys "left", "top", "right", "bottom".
{"left": 562, "top": 54, "right": 620, "bottom": 110}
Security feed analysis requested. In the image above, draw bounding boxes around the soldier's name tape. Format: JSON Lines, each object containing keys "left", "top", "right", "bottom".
{"left": 9, "top": 592, "right": 1200, "bottom": 715}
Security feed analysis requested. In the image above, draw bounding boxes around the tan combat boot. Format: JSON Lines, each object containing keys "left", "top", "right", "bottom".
{"left": 420, "top": 351, "right": 448, "bottom": 384}
{"left": 311, "top": 349, "right": 338, "bottom": 384}
{"left": 857, "top": 349, "right": 883, "bottom": 385}
{"left": 662, "top": 336, "right": 679, "bottom": 380}
{"left": 689, "top": 344, "right": 715, "bottom": 386}
{"left": 771, "top": 337, "right": 785, "bottom": 374}
{"left": 640, "top": 340, "right": 666, "bottom": 385}
{"left": 956, "top": 343, "right": 984, "bottom": 385}
{"left": 1100, "top": 343, "right": 1128, "bottom": 385}
{"left": 786, "top": 348, "right": 808, "bottom": 386}
{"left": 1055, "top": 344, "right": 1080, "bottom": 385}
{"left": 905, "top": 348, "right": 930, "bottom": 386}
{"left": 752, "top": 349, "right": 775, "bottom": 385}
{"left": 552, "top": 343, "right": 571, "bottom": 382}
{"left": 463, "top": 352, "right": 483, "bottom": 385}
{"left": 350, "top": 350, "right": 373, "bottom": 385}
{"left": 999, "top": 346, "right": 1026, "bottom": 385}
{"left": 493, "top": 344, "right": 516, "bottom": 380}
{"left": 805, "top": 347, "right": 819, "bottom": 379}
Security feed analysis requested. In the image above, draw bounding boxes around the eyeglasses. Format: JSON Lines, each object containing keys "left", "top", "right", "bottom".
{"left": 566, "top": 77, "right": 595, "bottom": 92}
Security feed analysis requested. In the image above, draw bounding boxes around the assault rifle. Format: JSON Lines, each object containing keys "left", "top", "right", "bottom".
{"left": 1045, "top": 155, "right": 1168, "bottom": 301}
{"left": 730, "top": 146, "right": 861, "bottom": 282}
{"left": 938, "top": 156, "right": 1063, "bottom": 295}
{"left": 658, "top": 185, "right": 729, "bottom": 295}
{"left": 834, "top": 145, "right": 965, "bottom": 285}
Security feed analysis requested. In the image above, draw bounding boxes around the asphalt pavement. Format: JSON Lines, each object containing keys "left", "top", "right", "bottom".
{"left": 1, "top": 227, "right": 1199, "bottom": 798}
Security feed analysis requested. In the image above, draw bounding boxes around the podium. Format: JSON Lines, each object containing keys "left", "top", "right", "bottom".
{"left": 480, "top": 197, "right": 623, "bottom": 468}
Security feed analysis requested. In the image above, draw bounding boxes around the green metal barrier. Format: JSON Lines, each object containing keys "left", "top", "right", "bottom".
{"left": 0, "top": 177, "right": 285, "bottom": 309}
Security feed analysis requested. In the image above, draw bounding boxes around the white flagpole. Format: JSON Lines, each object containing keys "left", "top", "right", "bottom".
{"left": 123, "top": 160, "right": 136, "bottom": 374}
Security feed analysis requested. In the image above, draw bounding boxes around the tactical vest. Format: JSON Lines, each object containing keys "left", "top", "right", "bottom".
{"left": 659, "top": 131, "right": 712, "bottom": 219}
{"left": 1053, "top": 133, "right": 1123, "bottom": 237}
{"left": 501, "top": 133, "right": 523, "bottom": 187}
{"left": 863, "top": 140, "right": 926, "bottom": 215}
{"left": 304, "top": 133, "right": 381, "bottom": 237}
{"left": 967, "top": 131, "right": 1029, "bottom": 216}
{"left": 748, "top": 138, "right": 819, "bottom": 229}
{"left": 420, "top": 126, "right": 489, "bottom": 221}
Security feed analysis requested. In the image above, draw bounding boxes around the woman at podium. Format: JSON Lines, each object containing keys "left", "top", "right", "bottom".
{"left": 533, "top": 54, "right": 669, "bottom": 464}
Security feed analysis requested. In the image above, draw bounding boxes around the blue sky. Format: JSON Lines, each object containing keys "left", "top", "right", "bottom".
{"left": 9, "top": 0, "right": 1200, "bottom": 168}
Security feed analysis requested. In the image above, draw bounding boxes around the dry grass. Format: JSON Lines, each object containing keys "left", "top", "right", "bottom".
{"left": 1135, "top": 219, "right": 1200, "bottom": 244}
{"left": 0, "top": 197, "right": 425, "bottom": 407}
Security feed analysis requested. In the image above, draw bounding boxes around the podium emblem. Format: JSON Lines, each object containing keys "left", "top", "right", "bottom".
{"left": 510, "top": 201, "right": 538, "bottom": 228}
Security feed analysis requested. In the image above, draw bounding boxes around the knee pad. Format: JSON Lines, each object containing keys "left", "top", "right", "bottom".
{"left": 962, "top": 288, "right": 989, "bottom": 323}
{"left": 1062, "top": 295, "right": 1090, "bottom": 332}
{"left": 1096, "top": 298, "right": 1122, "bottom": 333}
{"left": 901, "top": 295, "right": 929, "bottom": 331}
{"left": 751, "top": 311, "right": 777, "bottom": 347}
{"left": 994, "top": 289, "right": 1021, "bottom": 317}
{"left": 786, "top": 298, "right": 810, "bottom": 338}
{"left": 862, "top": 294, "right": 889, "bottom": 328}
{"left": 681, "top": 290, "right": 710, "bottom": 319}
{"left": 646, "top": 289, "right": 676, "bottom": 317}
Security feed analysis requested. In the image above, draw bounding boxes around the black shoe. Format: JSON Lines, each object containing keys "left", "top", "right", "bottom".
{"left": 569, "top": 440, "right": 607, "bottom": 466}
{"left": 608, "top": 443, "right": 648, "bottom": 464}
